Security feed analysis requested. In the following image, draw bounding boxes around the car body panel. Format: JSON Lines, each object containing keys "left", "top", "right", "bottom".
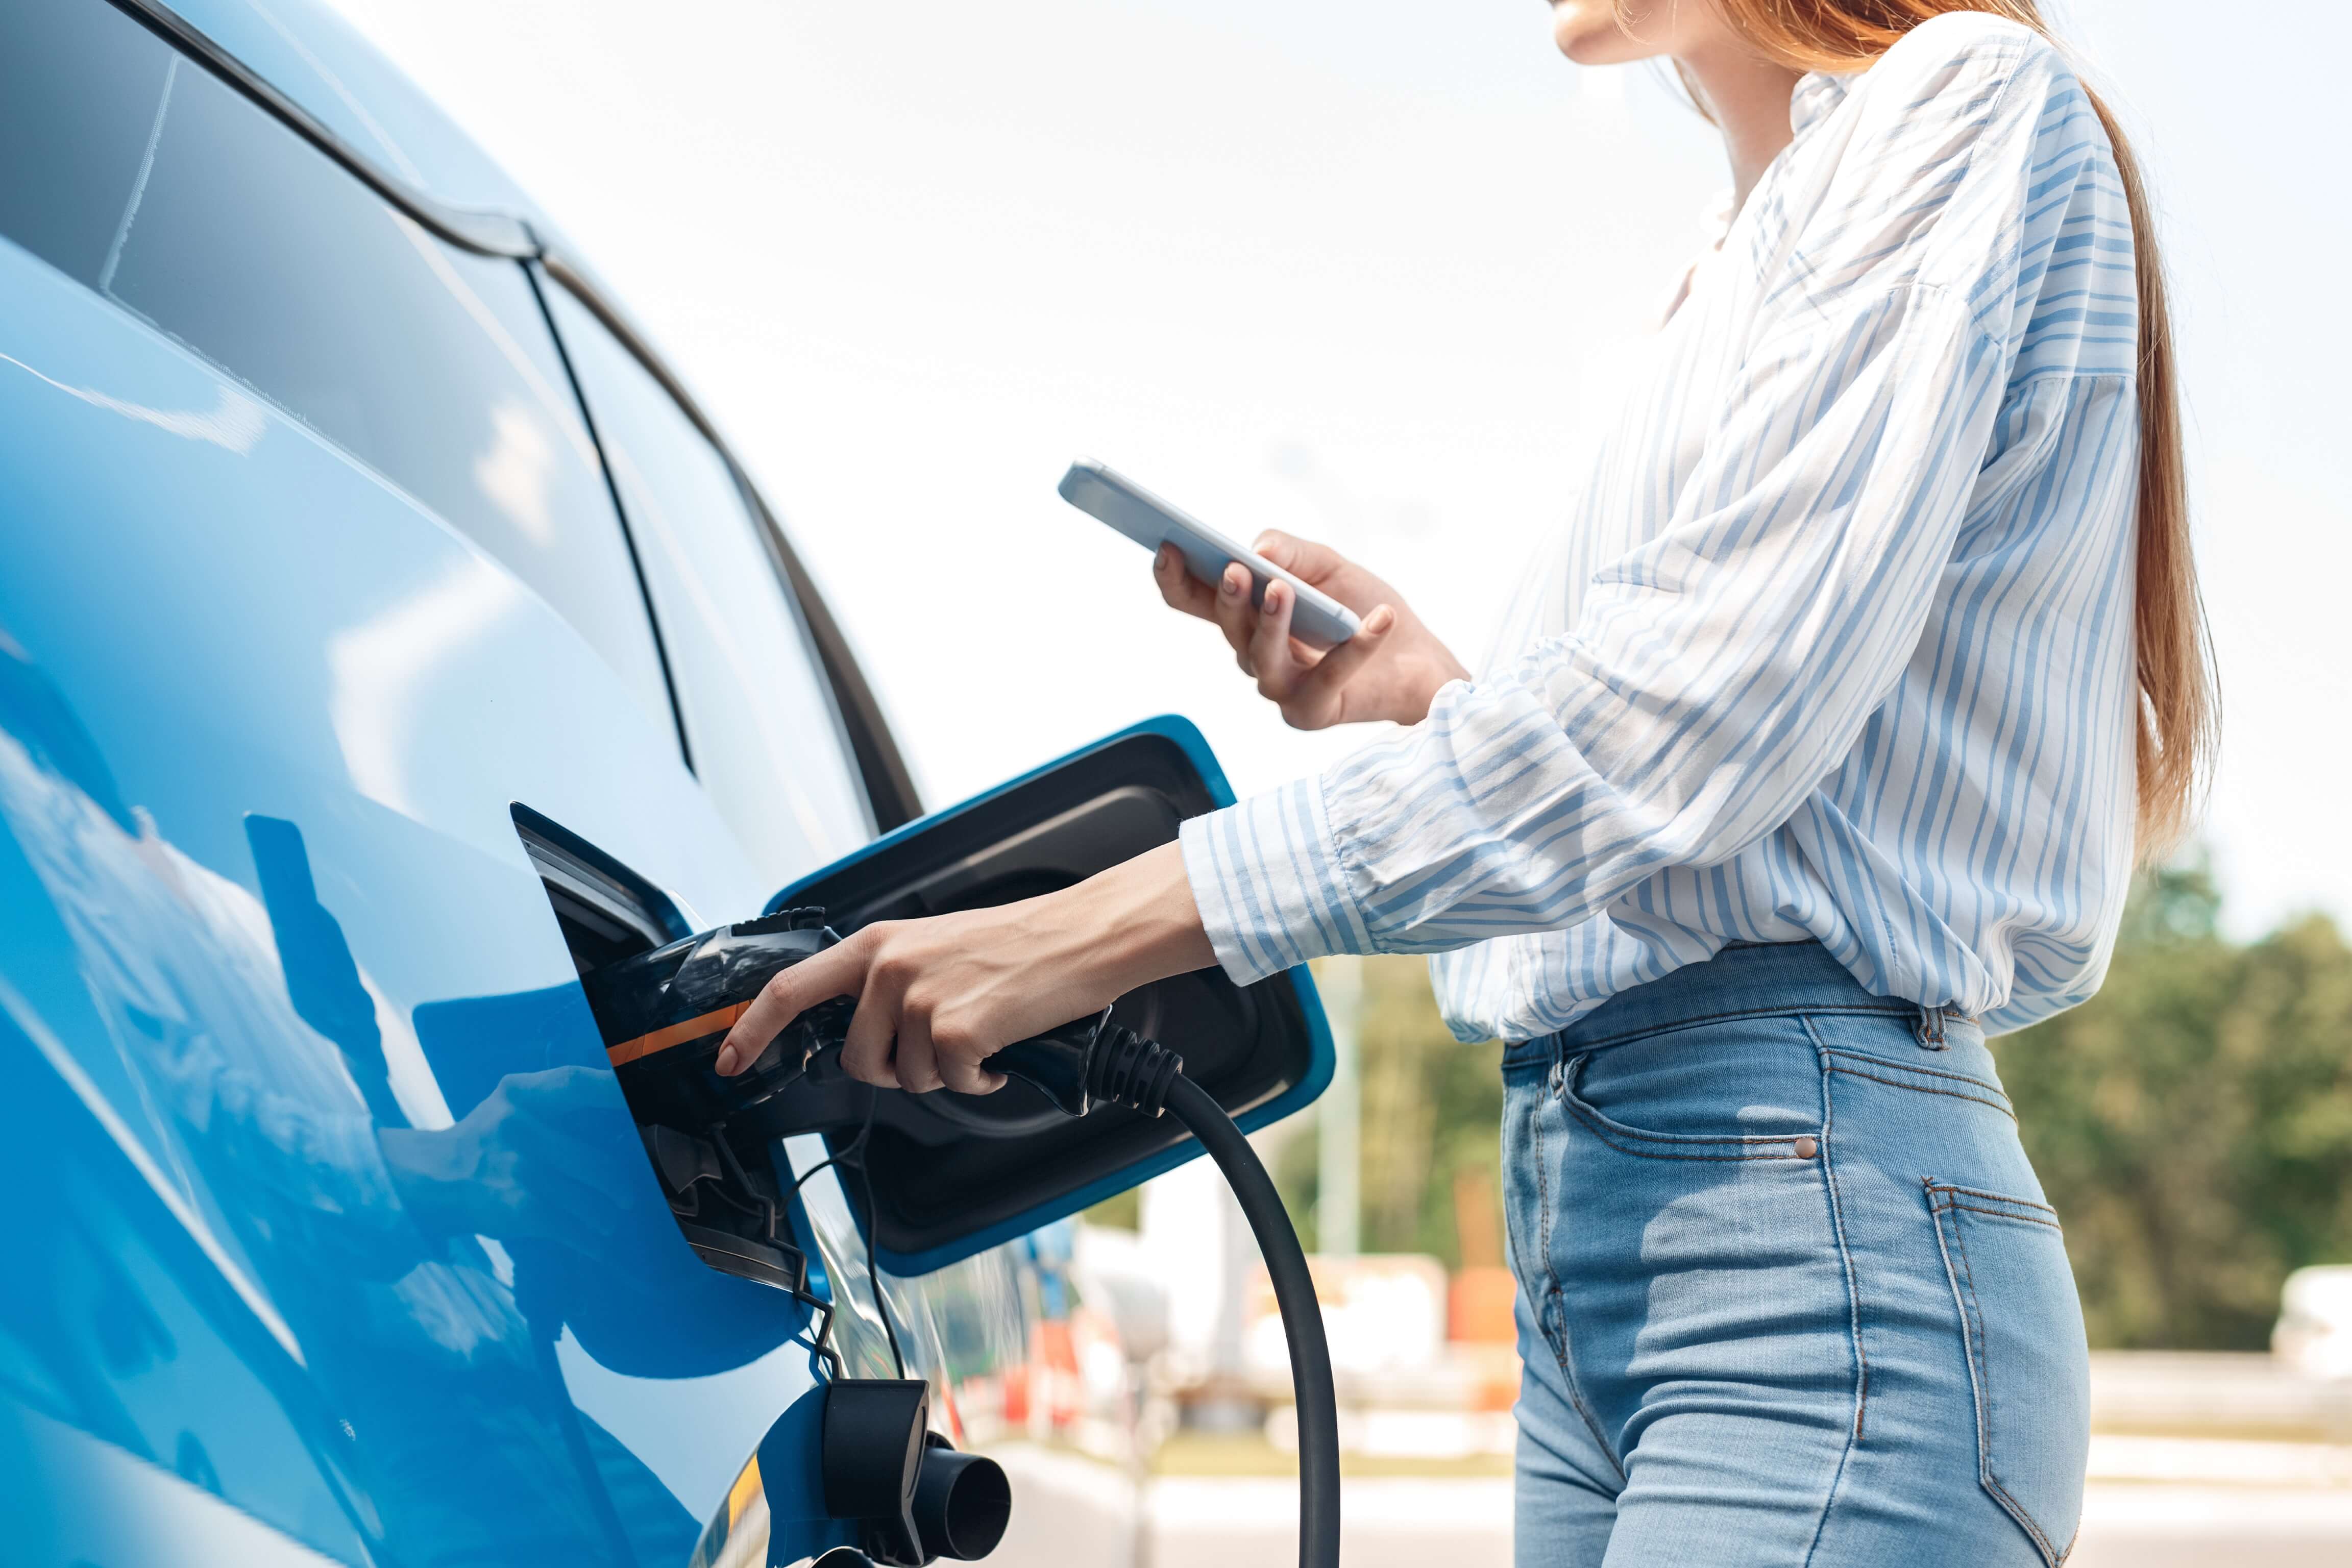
{"left": 0, "top": 4, "right": 1204, "bottom": 1562}
{"left": 0, "top": 1395, "right": 351, "bottom": 1567}
{"left": 0, "top": 229, "right": 856, "bottom": 1562}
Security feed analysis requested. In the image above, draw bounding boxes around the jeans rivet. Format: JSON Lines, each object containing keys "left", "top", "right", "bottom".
{"left": 1794, "top": 1136, "right": 1820, "bottom": 1160}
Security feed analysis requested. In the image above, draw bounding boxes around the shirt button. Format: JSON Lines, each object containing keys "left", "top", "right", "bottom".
{"left": 1794, "top": 1136, "right": 1820, "bottom": 1160}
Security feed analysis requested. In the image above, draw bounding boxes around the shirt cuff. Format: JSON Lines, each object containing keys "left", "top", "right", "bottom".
{"left": 1178, "top": 775, "right": 1375, "bottom": 987}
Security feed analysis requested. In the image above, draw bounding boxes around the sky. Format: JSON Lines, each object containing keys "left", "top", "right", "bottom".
{"left": 324, "top": 0, "right": 2352, "bottom": 941}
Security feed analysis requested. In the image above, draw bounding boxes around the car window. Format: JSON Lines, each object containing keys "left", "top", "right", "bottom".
{"left": 541, "top": 284, "right": 873, "bottom": 883}
{"left": 0, "top": 2, "right": 174, "bottom": 283}
{"left": 0, "top": 0, "right": 675, "bottom": 742}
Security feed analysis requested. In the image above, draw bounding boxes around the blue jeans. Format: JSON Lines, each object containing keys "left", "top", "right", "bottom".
{"left": 1501, "top": 942, "right": 2090, "bottom": 1567}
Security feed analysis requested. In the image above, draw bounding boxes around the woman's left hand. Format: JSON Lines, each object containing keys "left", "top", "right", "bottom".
{"left": 714, "top": 842, "right": 1216, "bottom": 1094}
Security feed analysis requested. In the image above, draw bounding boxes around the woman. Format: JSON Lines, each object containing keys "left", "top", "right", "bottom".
{"left": 723, "top": 2, "right": 2214, "bottom": 1561}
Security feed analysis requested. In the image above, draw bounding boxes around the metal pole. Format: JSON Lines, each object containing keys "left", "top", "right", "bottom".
{"left": 1315, "top": 955, "right": 1362, "bottom": 1258}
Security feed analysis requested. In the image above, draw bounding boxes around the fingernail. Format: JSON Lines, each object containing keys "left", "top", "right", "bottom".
{"left": 1221, "top": 571, "right": 1242, "bottom": 596}
{"left": 1367, "top": 606, "right": 1395, "bottom": 633}
{"left": 1266, "top": 582, "right": 1285, "bottom": 610}
{"left": 715, "top": 1044, "right": 738, "bottom": 1075}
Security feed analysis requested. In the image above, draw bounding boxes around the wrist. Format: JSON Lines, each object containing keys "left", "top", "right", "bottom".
{"left": 1384, "top": 625, "right": 1470, "bottom": 725}
{"left": 1391, "top": 664, "right": 1468, "bottom": 726}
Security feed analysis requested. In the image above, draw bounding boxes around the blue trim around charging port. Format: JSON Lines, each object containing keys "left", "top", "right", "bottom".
{"left": 766, "top": 714, "right": 1337, "bottom": 1277}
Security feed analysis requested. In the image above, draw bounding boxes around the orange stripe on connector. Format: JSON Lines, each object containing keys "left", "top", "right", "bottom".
{"left": 605, "top": 1002, "right": 748, "bottom": 1066}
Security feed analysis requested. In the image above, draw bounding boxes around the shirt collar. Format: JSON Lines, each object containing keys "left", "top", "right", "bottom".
{"left": 1788, "top": 70, "right": 1852, "bottom": 138}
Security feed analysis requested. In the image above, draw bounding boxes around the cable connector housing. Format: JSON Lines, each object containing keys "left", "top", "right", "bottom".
{"left": 1084, "top": 1023, "right": 1185, "bottom": 1117}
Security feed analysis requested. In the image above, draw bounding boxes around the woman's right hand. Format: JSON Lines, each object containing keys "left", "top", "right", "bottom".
{"left": 1154, "top": 532, "right": 1469, "bottom": 730}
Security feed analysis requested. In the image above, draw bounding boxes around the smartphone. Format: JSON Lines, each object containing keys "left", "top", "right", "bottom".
{"left": 1059, "top": 459, "right": 1361, "bottom": 648}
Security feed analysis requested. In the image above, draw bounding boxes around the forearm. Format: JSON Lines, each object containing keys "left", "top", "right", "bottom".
{"left": 1043, "top": 841, "right": 1218, "bottom": 997}
{"left": 721, "top": 842, "right": 1218, "bottom": 1093}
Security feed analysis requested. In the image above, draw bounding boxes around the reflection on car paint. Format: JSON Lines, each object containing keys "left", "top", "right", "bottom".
{"left": 0, "top": 692, "right": 696, "bottom": 1562}
{"left": 1, "top": 644, "right": 1122, "bottom": 1563}
{"left": 685, "top": 1447, "right": 771, "bottom": 1568}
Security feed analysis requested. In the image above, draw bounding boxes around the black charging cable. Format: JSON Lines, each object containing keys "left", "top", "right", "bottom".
{"left": 985, "top": 1020, "right": 1342, "bottom": 1568}
{"left": 1158, "top": 1071, "right": 1340, "bottom": 1568}
{"left": 851, "top": 1131, "right": 909, "bottom": 1379}
{"left": 781, "top": 1090, "right": 908, "bottom": 1381}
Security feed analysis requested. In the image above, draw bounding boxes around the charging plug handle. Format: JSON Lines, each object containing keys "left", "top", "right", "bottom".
{"left": 980, "top": 1013, "right": 1185, "bottom": 1119}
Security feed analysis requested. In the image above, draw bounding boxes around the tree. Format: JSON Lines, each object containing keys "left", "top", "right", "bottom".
{"left": 1277, "top": 957, "right": 1504, "bottom": 1265}
{"left": 1993, "top": 868, "right": 2352, "bottom": 1349}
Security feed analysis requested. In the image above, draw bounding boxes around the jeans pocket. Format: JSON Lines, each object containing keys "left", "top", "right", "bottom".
{"left": 1558, "top": 1050, "right": 1822, "bottom": 1162}
{"left": 1925, "top": 1181, "right": 2091, "bottom": 1567}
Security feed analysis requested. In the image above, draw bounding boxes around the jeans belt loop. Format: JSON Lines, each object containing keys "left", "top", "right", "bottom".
{"left": 1916, "top": 1004, "right": 1949, "bottom": 1050}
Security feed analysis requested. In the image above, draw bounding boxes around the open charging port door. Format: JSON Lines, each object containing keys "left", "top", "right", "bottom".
{"left": 753, "top": 715, "right": 1332, "bottom": 1275}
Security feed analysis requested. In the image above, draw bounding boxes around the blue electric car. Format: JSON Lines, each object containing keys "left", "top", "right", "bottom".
{"left": 0, "top": 2, "right": 1331, "bottom": 1564}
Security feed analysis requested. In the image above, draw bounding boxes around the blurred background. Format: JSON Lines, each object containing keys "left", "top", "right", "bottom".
{"left": 319, "top": 1, "right": 2352, "bottom": 1561}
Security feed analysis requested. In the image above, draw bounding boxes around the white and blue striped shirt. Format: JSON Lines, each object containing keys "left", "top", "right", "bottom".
{"left": 1180, "top": 13, "right": 2143, "bottom": 1043}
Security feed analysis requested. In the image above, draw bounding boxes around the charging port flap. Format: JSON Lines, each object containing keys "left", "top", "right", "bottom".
{"left": 756, "top": 715, "right": 1334, "bottom": 1275}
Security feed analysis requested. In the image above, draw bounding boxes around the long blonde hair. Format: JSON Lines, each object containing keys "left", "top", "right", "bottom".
{"left": 1649, "top": 0, "right": 2216, "bottom": 860}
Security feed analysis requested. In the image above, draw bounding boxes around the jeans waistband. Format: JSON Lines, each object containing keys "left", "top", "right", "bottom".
{"left": 1503, "top": 942, "right": 1937, "bottom": 1069}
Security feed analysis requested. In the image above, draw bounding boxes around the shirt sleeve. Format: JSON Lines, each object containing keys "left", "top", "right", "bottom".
{"left": 1182, "top": 22, "right": 2089, "bottom": 985}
